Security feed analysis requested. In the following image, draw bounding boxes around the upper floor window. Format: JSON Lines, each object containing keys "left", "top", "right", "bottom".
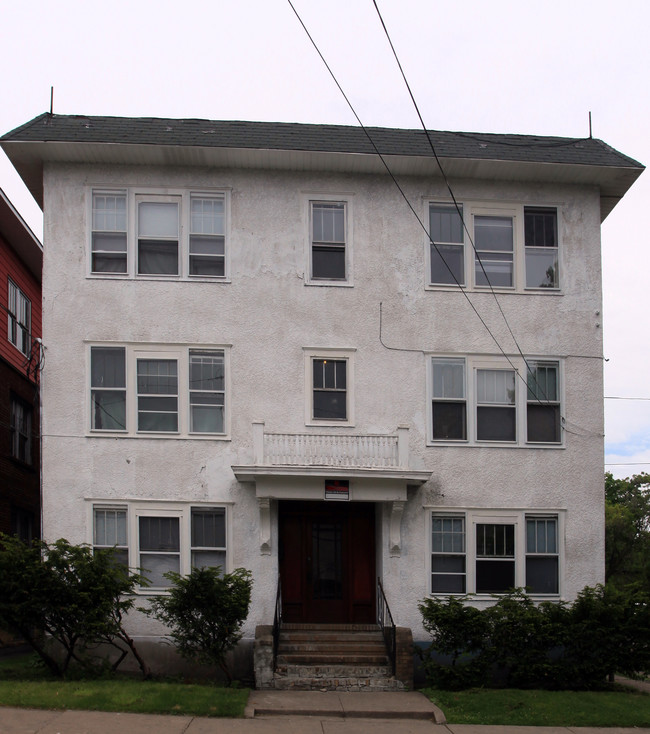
{"left": 89, "top": 344, "right": 228, "bottom": 438}
{"left": 427, "top": 202, "right": 559, "bottom": 292}
{"left": 524, "top": 207, "right": 558, "bottom": 288}
{"left": 10, "top": 396, "right": 32, "bottom": 464}
{"left": 305, "top": 196, "right": 352, "bottom": 286}
{"left": 304, "top": 348, "right": 355, "bottom": 425}
{"left": 89, "top": 188, "right": 228, "bottom": 280}
{"left": 7, "top": 279, "right": 31, "bottom": 355}
{"left": 428, "top": 355, "right": 562, "bottom": 447}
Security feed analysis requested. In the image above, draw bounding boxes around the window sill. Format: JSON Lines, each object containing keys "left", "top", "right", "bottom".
{"left": 305, "top": 280, "right": 354, "bottom": 288}
{"left": 87, "top": 273, "right": 232, "bottom": 283}
{"left": 87, "top": 432, "right": 231, "bottom": 441}
{"left": 425, "top": 284, "right": 563, "bottom": 296}
{"left": 427, "top": 441, "right": 564, "bottom": 449}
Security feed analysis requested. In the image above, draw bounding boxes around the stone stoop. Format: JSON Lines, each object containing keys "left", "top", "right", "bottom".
{"left": 261, "top": 623, "right": 407, "bottom": 691}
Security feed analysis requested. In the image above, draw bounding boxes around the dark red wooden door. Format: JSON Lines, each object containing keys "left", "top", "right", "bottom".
{"left": 279, "top": 500, "right": 375, "bottom": 624}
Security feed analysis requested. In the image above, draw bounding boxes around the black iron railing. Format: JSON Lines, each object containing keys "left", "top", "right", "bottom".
{"left": 377, "top": 578, "right": 396, "bottom": 676}
{"left": 272, "top": 575, "right": 282, "bottom": 669}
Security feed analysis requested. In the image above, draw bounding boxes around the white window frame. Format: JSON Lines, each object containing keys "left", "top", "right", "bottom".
{"left": 303, "top": 193, "right": 354, "bottom": 287}
{"left": 88, "top": 501, "right": 230, "bottom": 593}
{"left": 87, "top": 187, "right": 230, "bottom": 281}
{"left": 87, "top": 343, "right": 231, "bottom": 439}
{"left": 425, "top": 200, "right": 561, "bottom": 293}
{"left": 7, "top": 278, "right": 31, "bottom": 356}
{"left": 427, "top": 354, "right": 564, "bottom": 448}
{"left": 304, "top": 348, "right": 355, "bottom": 426}
{"left": 428, "top": 508, "right": 564, "bottom": 598}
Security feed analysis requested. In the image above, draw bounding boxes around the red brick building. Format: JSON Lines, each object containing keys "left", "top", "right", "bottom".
{"left": 0, "top": 187, "right": 42, "bottom": 540}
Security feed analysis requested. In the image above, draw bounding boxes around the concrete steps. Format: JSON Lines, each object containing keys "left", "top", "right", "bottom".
{"left": 270, "top": 624, "right": 405, "bottom": 691}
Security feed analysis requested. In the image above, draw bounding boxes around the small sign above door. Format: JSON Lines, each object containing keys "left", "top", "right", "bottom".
{"left": 325, "top": 479, "right": 349, "bottom": 501}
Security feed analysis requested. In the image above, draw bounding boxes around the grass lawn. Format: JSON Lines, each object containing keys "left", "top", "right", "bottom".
{"left": 0, "top": 653, "right": 249, "bottom": 717}
{"left": 425, "top": 686, "right": 650, "bottom": 727}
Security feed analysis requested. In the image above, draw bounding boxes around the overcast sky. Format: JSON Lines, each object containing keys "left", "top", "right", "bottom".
{"left": 1, "top": 0, "right": 648, "bottom": 478}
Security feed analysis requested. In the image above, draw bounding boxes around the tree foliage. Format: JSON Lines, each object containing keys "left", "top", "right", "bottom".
{"left": 149, "top": 566, "right": 252, "bottom": 683}
{"left": 419, "top": 586, "right": 650, "bottom": 690}
{"left": 0, "top": 534, "right": 149, "bottom": 678}
{"left": 605, "top": 471, "right": 650, "bottom": 590}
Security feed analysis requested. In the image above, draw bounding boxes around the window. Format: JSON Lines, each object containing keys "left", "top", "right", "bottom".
{"left": 525, "top": 208, "right": 558, "bottom": 288}
{"left": 89, "top": 344, "right": 228, "bottom": 438}
{"left": 7, "top": 279, "right": 31, "bottom": 355}
{"left": 90, "top": 503, "right": 228, "bottom": 591}
{"left": 311, "top": 201, "right": 346, "bottom": 280}
{"left": 10, "top": 397, "right": 32, "bottom": 464}
{"left": 91, "top": 192, "right": 127, "bottom": 273}
{"left": 93, "top": 507, "right": 128, "bottom": 567}
{"left": 313, "top": 358, "right": 347, "bottom": 420}
{"left": 426, "top": 201, "right": 560, "bottom": 292}
{"left": 190, "top": 195, "right": 225, "bottom": 276}
{"left": 476, "top": 523, "right": 515, "bottom": 593}
{"left": 430, "top": 510, "right": 562, "bottom": 596}
{"left": 431, "top": 358, "right": 466, "bottom": 440}
{"left": 431, "top": 515, "right": 466, "bottom": 593}
{"left": 89, "top": 188, "right": 228, "bottom": 280}
{"left": 526, "top": 361, "right": 561, "bottom": 443}
{"left": 429, "top": 204, "right": 464, "bottom": 285}
{"left": 91, "top": 347, "right": 127, "bottom": 430}
{"left": 428, "top": 355, "right": 563, "bottom": 447}
{"left": 475, "top": 215, "right": 514, "bottom": 288}
{"left": 526, "top": 516, "right": 559, "bottom": 594}
{"left": 476, "top": 369, "right": 516, "bottom": 442}
{"left": 305, "top": 349, "right": 355, "bottom": 425}
{"left": 191, "top": 508, "right": 226, "bottom": 569}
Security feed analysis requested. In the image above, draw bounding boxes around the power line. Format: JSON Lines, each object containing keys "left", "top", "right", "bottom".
{"left": 605, "top": 396, "right": 650, "bottom": 401}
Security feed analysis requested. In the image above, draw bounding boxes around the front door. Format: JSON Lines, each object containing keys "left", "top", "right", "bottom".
{"left": 279, "top": 500, "right": 375, "bottom": 624}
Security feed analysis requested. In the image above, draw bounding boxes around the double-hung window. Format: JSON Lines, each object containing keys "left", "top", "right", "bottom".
{"left": 429, "top": 355, "right": 563, "bottom": 446}
{"left": 10, "top": 396, "right": 32, "bottom": 464}
{"left": 427, "top": 201, "right": 560, "bottom": 292}
{"left": 429, "top": 204, "right": 464, "bottom": 285}
{"left": 474, "top": 215, "right": 514, "bottom": 288}
{"left": 476, "top": 523, "right": 515, "bottom": 593}
{"left": 431, "top": 515, "right": 466, "bottom": 593}
{"left": 89, "top": 344, "right": 228, "bottom": 437}
{"left": 476, "top": 368, "right": 516, "bottom": 442}
{"left": 7, "top": 279, "right": 31, "bottom": 355}
{"left": 91, "top": 192, "right": 127, "bottom": 273}
{"left": 431, "top": 358, "right": 466, "bottom": 440}
{"left": 305, "top": 349, "right": 354, "bottom": 425}
{"left": 91, "top": 503, "right": 228, "bottom": 591}
{"left": 526, "top": 361, "right": 561, "bottom": 443}
{"left": 430, "top": 511, "right": 562, "bottom": 596}
{"left": 525, "top": 208, "right": 558, "bottom": 288}
{"left": 311, "top": 201, "right": 347, "bottom": 281}
{"left": 93, "top": 506, "right": 128, "bottom": 567}
{"left": 525, "top": 516, "right": 559, "bottom": 593}
{"left": 89, "top": 188, "right": 228, "bottom": 279}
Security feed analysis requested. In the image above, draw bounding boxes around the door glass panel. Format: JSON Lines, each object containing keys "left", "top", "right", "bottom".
{"left": 312, "top": 521, "right": 342, "bottom": 600}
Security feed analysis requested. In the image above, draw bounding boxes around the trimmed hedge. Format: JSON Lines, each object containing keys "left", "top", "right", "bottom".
{"left": 419, "top": 586, "right": 650, "bottom": 689}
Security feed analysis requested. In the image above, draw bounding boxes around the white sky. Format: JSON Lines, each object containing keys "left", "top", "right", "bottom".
{"left": 1, "top": 0, "right": 648, "bottom": 478}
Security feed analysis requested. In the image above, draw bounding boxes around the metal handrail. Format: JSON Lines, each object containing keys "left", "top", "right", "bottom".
{"left": 377, "top": 578, "right": 396, "bottom": 676}
{"left": 272, "top": 575, "right": 282, "bottom": 669}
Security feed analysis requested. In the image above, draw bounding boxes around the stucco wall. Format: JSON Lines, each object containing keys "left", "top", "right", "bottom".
{"left": 41, "top": 161, "right": 604, "bottom": 646}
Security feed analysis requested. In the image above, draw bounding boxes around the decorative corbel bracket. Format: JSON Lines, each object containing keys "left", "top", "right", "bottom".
{"left": 258, "top": 497, "right": 271, "bottom": 555}
{"left": 389, "top": 500, "right": 405, "bottom": 557}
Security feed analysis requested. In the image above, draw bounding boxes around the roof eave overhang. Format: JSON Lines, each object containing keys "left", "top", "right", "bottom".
{"left": 231, "top": 464, "right": 432, "bottom": 485}
{"left": 0, "top": 188, "right": 42, "bottom": 280}
{"left": 1, "top": 139, "right": 643, "bottom": 221}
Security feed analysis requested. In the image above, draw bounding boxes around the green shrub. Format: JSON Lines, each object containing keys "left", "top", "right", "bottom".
{"left": 150, "top": 566, "right": 252, "bottom": 684}
{"left": 0, "top": 534, "right": 149, "bottom": 678}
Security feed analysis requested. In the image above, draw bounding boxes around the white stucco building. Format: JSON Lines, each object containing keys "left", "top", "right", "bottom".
{"left": 1, "top": 114, "right": 643, "bottom": 683}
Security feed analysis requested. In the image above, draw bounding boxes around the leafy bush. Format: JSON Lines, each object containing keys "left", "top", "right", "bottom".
{"left": 419, "top": 585, "right": 650, "bottom": 690}
{"left": 0, "top": 534, "right": 149, "bottom": 678}
{"left": 149, "top": 566, "right": 252, "bottom": 683}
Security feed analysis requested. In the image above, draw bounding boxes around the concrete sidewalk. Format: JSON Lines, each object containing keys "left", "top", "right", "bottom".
{"left": 2, "top": 690, "right": 650, "bottom": 734}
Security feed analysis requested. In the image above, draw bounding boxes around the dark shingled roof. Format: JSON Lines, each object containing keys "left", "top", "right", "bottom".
{"left": 1, "top": 113, "right": 644, "bottom": 170}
